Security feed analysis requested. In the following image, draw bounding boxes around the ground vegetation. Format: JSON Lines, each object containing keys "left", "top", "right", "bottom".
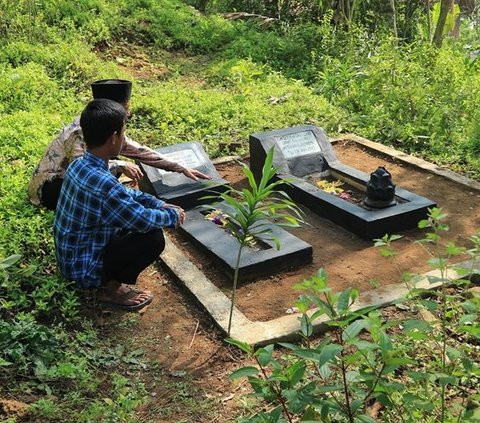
{"left": 0, "top": 0, "right": 479, "bottom": 421}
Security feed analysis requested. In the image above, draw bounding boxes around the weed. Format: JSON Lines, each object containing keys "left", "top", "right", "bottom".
{"left": 228, "top": 209, "right": 480, "bottom": 422}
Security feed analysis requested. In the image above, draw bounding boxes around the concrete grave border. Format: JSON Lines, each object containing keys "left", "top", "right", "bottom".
{"left": 158, "top": 136, "right": 480, "bottom": 346}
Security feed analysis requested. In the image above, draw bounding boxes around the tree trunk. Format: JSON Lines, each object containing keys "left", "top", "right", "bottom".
{"left": 451, "top": 17, "right": 461, "bottom": 37}
{"left": 390, "top": 0, "right": 398, "bottom": 40}
{"left": 433, "top": 0, "right": 454, "bottom": 47}
{"left": 426, "top": 0, "right": 432, "bottom": 41}
{"left": 452, "top": 0, "right": 476, "bottom": 38}
{"left": 332, "top": 0, "right": 351, "bottom": 29}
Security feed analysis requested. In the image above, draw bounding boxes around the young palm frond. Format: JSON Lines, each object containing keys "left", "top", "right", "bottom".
{"left": 202, "top": 147, "right": 306, "bottom": 334}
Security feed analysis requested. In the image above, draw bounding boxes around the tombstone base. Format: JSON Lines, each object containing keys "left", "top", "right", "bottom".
{"left": 363, "top": 197, "right": 398, "bottom": 209}
{"left": 179, "top": 203, "right": 313, "bottom": 282}
{"left": 278, "top": 163, "right": 436, "bottom": 239}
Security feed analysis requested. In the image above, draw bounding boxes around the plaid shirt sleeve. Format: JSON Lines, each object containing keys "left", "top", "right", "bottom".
{"left": 102, "top": 183, "right": 179, "bottom": 232}
{"left": 125, "top": 186, "right": 166, "bottom": 209}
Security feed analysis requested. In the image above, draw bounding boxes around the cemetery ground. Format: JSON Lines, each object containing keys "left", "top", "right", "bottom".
{"left": 3, "top": 137, "right": 479, "bottom": 423}
{"left": 22, "top": 137, "right": 475, "bottom": 423}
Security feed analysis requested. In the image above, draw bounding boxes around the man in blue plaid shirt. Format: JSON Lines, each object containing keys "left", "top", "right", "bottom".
{"left": 54, "top": 98, "right": 186, "bottom": 311}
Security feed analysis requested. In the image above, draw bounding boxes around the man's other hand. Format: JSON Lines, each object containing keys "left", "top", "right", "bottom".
{"left": 182, "top": 167, "right": 211, "bottom": 181}
{"left": 162, "top": 203, "right": 186, "bottom": 226}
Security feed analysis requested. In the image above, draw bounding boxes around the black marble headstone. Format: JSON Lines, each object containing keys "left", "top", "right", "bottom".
{"left": 250, "top": 125, "right": 339, "bottom": 181}
{"left": 139, "top": 142, "right": 228, "bottom": 209}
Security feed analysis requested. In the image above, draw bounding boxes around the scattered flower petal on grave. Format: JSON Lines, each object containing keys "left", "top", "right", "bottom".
{"left": 339, "top": 191, "right": 353, "bottom": 201}
{"left": 205, "top": 209, "right": 228, "bottom": 226}
{"left": 204, "top": 209, "right": 259, "bottom": 249}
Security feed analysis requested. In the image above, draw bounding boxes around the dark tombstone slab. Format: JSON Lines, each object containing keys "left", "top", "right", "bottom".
{"left": 250, "top": 125, "right": 339, "bottom": 179}
{"left": 249, "top": 125, "right": 437, "bottom": 239}
{"left": 139, "top": 142, "right": 228, "bottom": 209}
{"left": 179, "top": 202, "right": 313, "bottom": 282}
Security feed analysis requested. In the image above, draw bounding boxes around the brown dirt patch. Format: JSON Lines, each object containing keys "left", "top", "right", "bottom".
{"left": 98, "top": 42, "right": 171, "bottom": 80}
{"left": 99, "top": 268, "right": 250, "bottom": 423}
{"left": 0, "top": 398, "right": 29, "bottom": 419}
{"left": 167, "top": 139, "right": 480, "bottom": 321}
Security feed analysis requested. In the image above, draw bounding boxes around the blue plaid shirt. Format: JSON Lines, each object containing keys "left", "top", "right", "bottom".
{"left": 54, "top": 151, "right": 179, "bottom": 289}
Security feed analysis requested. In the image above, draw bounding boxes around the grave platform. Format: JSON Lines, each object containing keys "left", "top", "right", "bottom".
{"left": 250, "top": 125, "right": 436, "bottom": 239}
{"left": 140, "top": 143, "right": 313, "bottom": 282}
{"left": 179, "top": 202, "right": 313, "bottom": 282}
{"left": 139, "top": 141, "right": 229, "bottom": 209}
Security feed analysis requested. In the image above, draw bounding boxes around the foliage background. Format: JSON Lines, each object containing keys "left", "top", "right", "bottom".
{"left": 0, "top": 0, "right": 479, "bottom": 420}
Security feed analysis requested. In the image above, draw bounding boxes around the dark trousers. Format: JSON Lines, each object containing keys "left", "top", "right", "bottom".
{"left": 103, "top": 230, "right": 165, "bottom": 285}
{"left": 41, "top": 178, "right": 63, "bottom": 211}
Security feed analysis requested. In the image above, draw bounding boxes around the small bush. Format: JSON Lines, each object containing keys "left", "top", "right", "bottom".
{"left": 0, "top": 64, "right": 60, "bottom": 114}
{"left": 117, "top": 0, "right": 237, "bottom": 53}
{"left": 327, "top": 39, "right": 480, "bottom": 177}
{"left": 0, "top": 313, "right": 58, "bottom": 373}
{"left": 0, "top": 40, "right": 121, "bottom": 93}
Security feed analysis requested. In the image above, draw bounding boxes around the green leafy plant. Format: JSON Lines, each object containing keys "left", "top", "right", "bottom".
{"left": 227, "top": 208, "right": 480, "bottom": 422}
{"left": 204, "top": 147, "right": 305, "bottom": 335}
{"left": 76, "top": 374, "right": 147, "bottom": 422}
{"left": 376, "top": 208, "right": 480, "bottom": 422}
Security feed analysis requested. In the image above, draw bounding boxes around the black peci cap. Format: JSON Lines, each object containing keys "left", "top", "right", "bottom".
{"left": 91, "top": 79, "right": 132, "bottom": 103}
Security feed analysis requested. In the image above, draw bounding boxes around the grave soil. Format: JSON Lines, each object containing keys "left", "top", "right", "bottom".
{"left": 167, "top": 139, "right": 480, "bottom": 322}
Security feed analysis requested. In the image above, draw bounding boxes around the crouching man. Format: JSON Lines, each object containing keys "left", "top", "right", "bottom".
{"left": 54, "top": 98, "right": 185, "bottom": 311}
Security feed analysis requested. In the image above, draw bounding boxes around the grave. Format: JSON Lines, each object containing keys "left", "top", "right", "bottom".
{"left": 249, "top": 125, "right": 437, "bottom": 239}
{"left": 140, "top": 141, "right": 313, "bottom": 281}
{"left": 179, "top": 202, "right": 313, "bottom": 282}
{"left": 139, "top": 141, "right": 229, "bottom": 209}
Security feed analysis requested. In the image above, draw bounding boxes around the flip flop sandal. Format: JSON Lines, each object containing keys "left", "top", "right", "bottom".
{"left": 98, "top": 288, "right": 153, "bottom": 312}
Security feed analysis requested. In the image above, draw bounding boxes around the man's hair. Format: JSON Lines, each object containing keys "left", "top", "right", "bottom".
{"left": 80, "top": 99, "right": 127, "bottom": 149}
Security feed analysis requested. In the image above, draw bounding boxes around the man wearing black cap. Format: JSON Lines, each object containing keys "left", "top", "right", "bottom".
{"left": 28, "top": 79, "right": 210, "bottom": 210}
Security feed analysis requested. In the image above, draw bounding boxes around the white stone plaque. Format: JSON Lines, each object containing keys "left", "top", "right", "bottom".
{"left": 275, "top": 131, "right": 321, "bottom": 159}
{"left": 158, "top": 149, "right": 202, "bottom": 174}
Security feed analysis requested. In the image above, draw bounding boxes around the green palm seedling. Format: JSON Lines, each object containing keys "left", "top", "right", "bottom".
{"left": 203, "top": 147, "right": 306, "bottom": 335}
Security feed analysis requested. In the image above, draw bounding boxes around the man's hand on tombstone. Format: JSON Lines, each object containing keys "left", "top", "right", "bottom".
{"left": 162, "top": 203, "right": 186, "bottom": 226}
{"left": 182, "top": 167, "right": 211, "bottom": 181}
{"left": 122, "top": 162, "right": 143, "bottom": 183}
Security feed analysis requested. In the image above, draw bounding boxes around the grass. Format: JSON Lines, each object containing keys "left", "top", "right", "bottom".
{"left": 1, "top": 0, "right": 479, "bottom": 421}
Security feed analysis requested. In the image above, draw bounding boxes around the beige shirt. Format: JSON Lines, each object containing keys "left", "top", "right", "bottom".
{"left": 28, "top": 117, "right": 185, "bottom": 205}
